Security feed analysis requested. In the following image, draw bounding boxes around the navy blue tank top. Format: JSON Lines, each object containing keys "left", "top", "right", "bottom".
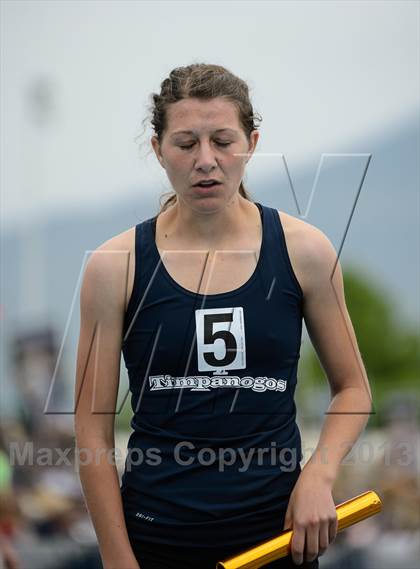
{"left": 120, "top": 201, "right": 304, "bottom": 549}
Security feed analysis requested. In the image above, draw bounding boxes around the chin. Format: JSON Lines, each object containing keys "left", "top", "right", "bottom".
{"left": 188, "top": 195, "right": 227, "bottom": 213}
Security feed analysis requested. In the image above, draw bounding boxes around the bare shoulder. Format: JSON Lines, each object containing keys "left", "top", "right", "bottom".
{"left": 277, "top": 210, "right": 339, "bottom": 295}
{"left": 96, "top": 226, "right": 136, "bottom": 253}
{"left": 82, "top": 226, "right": 137, "bottom": 313}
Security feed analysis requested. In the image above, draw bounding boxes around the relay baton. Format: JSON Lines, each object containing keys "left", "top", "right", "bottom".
{"left": 216, "top": 490, "right": 382, "bottom": 569}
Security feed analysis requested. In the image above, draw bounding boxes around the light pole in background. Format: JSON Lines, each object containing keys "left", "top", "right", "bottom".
{"left": 19, "top": 74, "right": 57, "bottom": 327}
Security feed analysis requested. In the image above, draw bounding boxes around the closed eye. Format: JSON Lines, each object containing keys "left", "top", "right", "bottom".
{"left": 179, "top": 141, "right": 232, "bottom": 150}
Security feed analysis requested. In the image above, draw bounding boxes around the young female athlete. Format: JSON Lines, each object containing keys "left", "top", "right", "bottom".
{"left": 74, "top": 64, "right": 372, "bottom": 569}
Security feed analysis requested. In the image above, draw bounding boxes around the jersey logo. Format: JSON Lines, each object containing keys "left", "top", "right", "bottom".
{"left": 195, "top": 307, "right": 246, "bottom": 372}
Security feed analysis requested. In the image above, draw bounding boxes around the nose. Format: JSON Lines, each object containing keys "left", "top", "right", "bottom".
{"left": 194, "top": 140, "right": 218, "bottom": 173}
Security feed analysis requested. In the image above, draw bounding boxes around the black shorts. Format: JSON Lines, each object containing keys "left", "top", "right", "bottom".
{"left": 130, "top": 539, "right": 320, "bottom": 569}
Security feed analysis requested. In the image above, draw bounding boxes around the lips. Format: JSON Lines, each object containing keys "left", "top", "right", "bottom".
{"left": 193, "top": 179, "right": 221, "bottom": 187}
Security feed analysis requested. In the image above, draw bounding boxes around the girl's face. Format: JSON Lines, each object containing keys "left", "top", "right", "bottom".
{"left": 151, "top": 97, "right": 259, "bottom": 212}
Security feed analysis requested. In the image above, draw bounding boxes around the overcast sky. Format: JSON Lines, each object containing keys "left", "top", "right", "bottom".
{"left": 1, "top": 0, "right": 419, "bottom": 227}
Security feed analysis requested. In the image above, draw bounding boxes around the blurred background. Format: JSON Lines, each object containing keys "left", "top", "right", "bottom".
{"left": 1, "top": 1, "right": 419, "bottom": 568}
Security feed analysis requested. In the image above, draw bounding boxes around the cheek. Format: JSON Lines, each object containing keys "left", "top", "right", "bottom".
{"left": 227, "top": 155, "right": 247, "bottom": 175}
{"left": 166, "top": 157, "right": 189, "bottom": 178}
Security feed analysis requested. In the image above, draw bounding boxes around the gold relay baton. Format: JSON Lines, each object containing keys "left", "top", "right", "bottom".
{"left": 216, "top": 490, "right": 382, "bottom": 569}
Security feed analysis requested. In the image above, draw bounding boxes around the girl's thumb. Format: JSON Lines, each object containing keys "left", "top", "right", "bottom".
{"left": 283, "top": 509, "right": 293, "bottom": 531}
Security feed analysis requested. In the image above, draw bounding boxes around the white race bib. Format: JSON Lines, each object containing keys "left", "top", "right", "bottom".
{"left": 195, "top": 307, "right": 246, "bottom": 372}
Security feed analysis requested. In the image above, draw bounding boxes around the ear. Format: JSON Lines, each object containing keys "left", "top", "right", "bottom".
{"left": 246, "top": 129, "right": 259, "bottom": 162}
{"left": 151, "top": 135, "right": 165, "bottom": 168}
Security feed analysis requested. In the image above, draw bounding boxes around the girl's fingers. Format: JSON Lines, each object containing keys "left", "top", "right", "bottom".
{"left": 329, "top": 515, "right": 338, "bottom": 544}
{"left": 304, "top": 523, "right": 319, "bottom": 563}
{"left": 290, "top": 524, "right": 306, "bottom": 566}
{"left": 318, "top": 520, "right": 330, "bottom": 556}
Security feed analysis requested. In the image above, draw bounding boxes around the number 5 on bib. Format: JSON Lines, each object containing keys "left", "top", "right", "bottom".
{"left": 195, "top": 307, "right": 246, "bottom": 372}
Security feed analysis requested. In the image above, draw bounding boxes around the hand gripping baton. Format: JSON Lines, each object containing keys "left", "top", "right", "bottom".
{"left": 216, "top": 490, "right": 382, "bottom": 569}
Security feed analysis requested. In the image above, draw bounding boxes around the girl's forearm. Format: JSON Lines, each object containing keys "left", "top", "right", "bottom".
{"left": 76, "top": 435, "right": 139, "bottom": 569}
{"left": 302, "top": 386, "right": 372, "bottom": 484}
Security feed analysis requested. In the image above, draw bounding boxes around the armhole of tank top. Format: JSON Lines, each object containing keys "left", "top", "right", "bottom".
{"left": 275, "top": 210, "right": 304, "bottom": 300}
{"left": 124, "top": 223, "right": 142, "bottom": 332}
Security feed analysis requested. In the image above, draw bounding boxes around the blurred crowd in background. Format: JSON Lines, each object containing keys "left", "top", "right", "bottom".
{"left": 0, "top": 328, "right": 103, "bottom": 569}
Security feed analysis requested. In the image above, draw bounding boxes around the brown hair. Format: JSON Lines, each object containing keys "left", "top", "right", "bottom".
{"left": 136, "top": 63, "right": 262, "bottom": 213}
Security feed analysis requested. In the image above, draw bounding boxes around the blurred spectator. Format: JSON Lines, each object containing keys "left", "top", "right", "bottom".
{"left": 11, "top": 327, "right": 71, "bottom": 445}
{"left": 0, "top": 427, "right": 22, "bottom": 569}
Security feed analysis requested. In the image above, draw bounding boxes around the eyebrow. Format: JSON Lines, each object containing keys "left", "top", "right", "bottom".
{"left": 170, "top": 128, "right": 237, "bottom": 138}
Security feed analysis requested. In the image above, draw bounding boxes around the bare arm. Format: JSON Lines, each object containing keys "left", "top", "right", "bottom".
{"left": 281, "top": 218, "right": 373, "bottom": 564}
{"left": 299, "top": 228, "right": 372, "bottom": 481}
{"left": 74, "top": 242, "right": 140, "bottom": 569}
